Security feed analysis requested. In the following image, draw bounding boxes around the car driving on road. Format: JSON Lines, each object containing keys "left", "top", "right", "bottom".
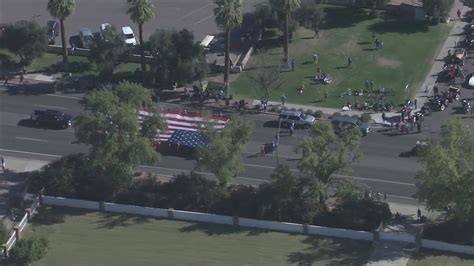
{"left": 331, "top": 115, "right": 370, "bottom": 136}
{"left": 31, "top": 109, "right": 73, "bottom": 129}
{"left": 279, "top": 110, "right": 316, "bottom": 129}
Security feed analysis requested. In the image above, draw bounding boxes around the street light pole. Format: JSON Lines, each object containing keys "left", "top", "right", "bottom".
{"left": 276, "top": 118, "right": 282, "bottom": 165}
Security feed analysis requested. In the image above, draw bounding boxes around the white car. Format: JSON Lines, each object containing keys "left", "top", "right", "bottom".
{"left": 100, "top": 23, "right": 111, "bottom": 34}
{"left": 121, "top": 26, "right": 137, "bottom": 46}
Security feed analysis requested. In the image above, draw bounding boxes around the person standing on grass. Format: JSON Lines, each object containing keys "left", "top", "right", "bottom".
{"left": 347, "top": 56, "right": 352, "bottom": 68}
{"left": 281, "top": 94, "right": 287, "bottom": 106}
{"left": 324, "top": 90, "right": 328, "bottom": 102}
{"left": 457, "top": 9, "right": 461, "bottom": 20}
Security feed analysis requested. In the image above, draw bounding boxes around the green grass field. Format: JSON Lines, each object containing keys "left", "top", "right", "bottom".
{"left": 407, "top": 249, "right": 474, "bottom": 266}
{"left": 28, "top": 53, "right": 139, "bottom": 78}
{"left": 231, "top": 6, "right": 452, "bottom": 108}
{"left": 25, "top": 207, "right": 372, "bottom": 265}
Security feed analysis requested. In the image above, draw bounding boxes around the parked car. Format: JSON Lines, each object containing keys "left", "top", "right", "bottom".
{"left": 79, "top": 28, "right": 94, "bottom": 49}
{"left": 278, "top": 110, "right": 316, "bottom": 129}
{"left": 31, "top": 109, "right": 73, "bottom": 129}
{"left": 99, "top": 23, "right": 112, "bottom": 41}
{"left": 121, "top": 26, "right": 137, "bottom": 46}
{"left": 47, "top": 20, "right": 59, "bottom": 45}
{"left": 331, "top": 115, "right": 370, "bottom": 136}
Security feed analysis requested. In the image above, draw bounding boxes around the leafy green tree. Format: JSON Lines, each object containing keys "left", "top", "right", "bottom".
{"left": 196, "top": 115, "right": 254, "bottom": 186}
{"left": 416, "top": 119, "right": 474, "bottom": 220}
{"left": 47, "top": 0, "right": 76, "bottom": 65}
{"left": 214, "top": 0, "right": 242, "bottom": 88}
{"left": 422, "top": 0, "right": 454, "bottom": 19}
{"left": 295, "top": 120, "right": 362, "bottom": 203}
{"left": 247, "top": 53, "right": 283, "bottom": 102}
{"left": 127, "top": 0, "right": 155, "bottom": 73}
{"left": 296, "top": 0, "right": 325, "bottom": 38}
{"left": 74, "top": 81, "right": 163, "bottom": 199}
{"left": 89, "top": 26, "right": 129, "bottom": 78}
{"left": 9, "top": 237, "right": 49, "bottom": 265}
{"left": 254, "top": 3, "right": 273, "bottom": 36}
{"left": 270, "top": 0, "right": 301, "bottom": 65}
{"left": 1, "top": 21, "right": 47, "bottom": 68}
{"left": 147, "top": 29, "right": 207, "bottom": 89}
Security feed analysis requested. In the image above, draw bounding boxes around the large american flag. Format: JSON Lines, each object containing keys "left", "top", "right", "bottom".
{"left": 138, "top": 109, "right": 229, "bottom": 146}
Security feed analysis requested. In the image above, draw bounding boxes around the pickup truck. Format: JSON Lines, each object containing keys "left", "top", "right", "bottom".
{"left": 31, "top": 109, "right": 73, "bottom": 129}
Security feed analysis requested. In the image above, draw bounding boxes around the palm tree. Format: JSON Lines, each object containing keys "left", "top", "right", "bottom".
{"left": 271, "top": 0, "right": 301, "bottom": 65}
{"left": 47, "top": 0, "right": 76, "bottom": 65}
{"left": 126, "top": 0, "right": 155, "bottom": 73}
{"left": 214, "top": 0, "right": 242, "bottom": 89}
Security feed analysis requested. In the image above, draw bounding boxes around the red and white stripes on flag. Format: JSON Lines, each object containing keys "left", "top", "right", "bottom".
{"left": 138, "top": 109, "right": 229, "bottom": 143}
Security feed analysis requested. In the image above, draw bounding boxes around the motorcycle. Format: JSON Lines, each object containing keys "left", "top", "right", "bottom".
{"left": 461, "top": 99, "right": 472, "bottom": 114}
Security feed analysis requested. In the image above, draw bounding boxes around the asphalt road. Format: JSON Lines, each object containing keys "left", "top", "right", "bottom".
{"left": 0, "top": 87, "right": 440, "bottom": 205}
{"left": 0, "top": 0, "right": 264, "bottom": 42}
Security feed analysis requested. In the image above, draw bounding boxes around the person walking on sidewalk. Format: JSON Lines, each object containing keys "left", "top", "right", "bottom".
{"left": 19, "top": 73, "right": 24, "bottom": 84}
{"left": 417, "top": 208, "right": 422, "bottom": 221}
{"left": 1, "top": 157, "right": 5, "bottom": 171}
{"left": 3, "top": 75, "right": 8, "bottom": 86}
{"left": 457, "top": 9, "right": 461, "bottom": 20}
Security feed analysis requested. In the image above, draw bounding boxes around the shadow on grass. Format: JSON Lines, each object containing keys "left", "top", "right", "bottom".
{"left": 94, "top": 213, "right": 152, "bottom": 229}
{"left": 32, "top": 206, "right": 90, "bottom": 226}
{"left": 287, "top": 237, "right": 371, "bottom": 266}
{"left": 178, "top": 221, "right": 293, "bottom": 237}
{"left": 322, "top": 7, "right": 369, "bottom": 30}
{"left": 40, "top": 60, "right": 93, "bottom": 76}
{"left": 367, "top": 20, "right": 429, "bottom": 34}
{"left": 410, "top": 248, "right": 474, "bottom": 262}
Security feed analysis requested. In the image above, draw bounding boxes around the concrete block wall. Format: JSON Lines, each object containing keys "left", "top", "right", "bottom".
{"left": 42, "top": 196, "right": 100, "bottom": 210}
{"left": 103, "top": 203, "right": 168, "bottom": 218}
{"left": 171, "top": 210, "right": 234, "bottom": 225}
{"left": 307, "top": 225, "right": 373, "bottom": 241}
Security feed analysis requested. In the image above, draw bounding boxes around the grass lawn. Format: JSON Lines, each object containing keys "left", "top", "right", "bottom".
{"left": 0, "top": 49, "right": 139, "bottom": 79}
{"left": 231, "top": 6, "right": 452, "bottom": 108}
{"left": 407, "top": 249, "right": 474, "bottom": 266}
{"left": 24, "top": 207, "right": 372, "bottom": 265}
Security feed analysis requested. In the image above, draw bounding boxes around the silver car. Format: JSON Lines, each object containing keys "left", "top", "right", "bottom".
{"left": 279, "top": 110, "right": 316, "bottom": 129}
{"left": 79, "top": 28, "right": 94, "bottom": 49}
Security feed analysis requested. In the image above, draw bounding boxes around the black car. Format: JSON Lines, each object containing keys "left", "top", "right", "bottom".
{"left": 31, "top": 109, "right": 73, "bottom": 129}
{"left": 47, "top": 20, "right": 59, "bottom": 45}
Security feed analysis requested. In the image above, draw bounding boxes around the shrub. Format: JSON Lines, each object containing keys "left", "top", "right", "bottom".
{"left": 269, "top": 105, "right": 280, "bottom": 113}
{"left": 305, "top": 109, "right": 314, "bottom": 116}
{"left": 0, "top": 222, "right": 9, "bottom": 243}
{"left": 290, "top": 107, "right": 297, "bottom": 111}
{"left": 360, "top": 113, "right": 372, "bottom": 123}
{"left": 314, "top": 110, "right": 324, "bottom": 118}
{"left": 332, "top": 112, "right": 341, "bottom": 118}
{"left": 297, "top": 108, "right": 305, "bottom": 113}
{"left": 423, "top": 219, "right": 474, "bottom": 245}
{"left": 10, "top": 237, "right": 49, "bottom": 265}
{"left": 368, "top": 10, "right": 380, "bottom": 19}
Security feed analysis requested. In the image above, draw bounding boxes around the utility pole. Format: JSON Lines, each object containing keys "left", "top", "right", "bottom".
{"left": 276, "top": 118, "right": 282, "bottom": 165}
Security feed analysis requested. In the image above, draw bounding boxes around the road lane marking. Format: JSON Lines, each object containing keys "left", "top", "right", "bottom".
{"left": 0, "top": 149, "right": 416, "bottom": 187}
{"left": 0, "top": 149, "right": 61, "bottom": 157}
{"left": 196, "top": 14, "right": 214, "bottom": 24}
{"left": 33, "top": 104, "right": 68, "bottom": 110}
{"left": 180, "top": 3, "right": 213, "bottom": 20}
{"left": 46, "top": 94, "right": 82, "bottom": 100}
{"left": 15, "top": 137, "right": 49, "bottom": 142}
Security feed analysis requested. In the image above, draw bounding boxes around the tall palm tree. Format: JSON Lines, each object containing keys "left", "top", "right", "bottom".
{"left": 47, "top": 0, "right": 76, "bottom": 65}
{"left": 214, "top": 0, "right": 242, "bottom": 89}
{"left": 271, "top": 0, "right": 300, "bottom": 65}
{"left": 126, "top": 0, "right": 155, "bottom": 73}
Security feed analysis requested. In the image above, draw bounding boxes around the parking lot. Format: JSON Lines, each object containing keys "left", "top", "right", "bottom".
{"left": 1, "top": 0, "right": 264, "bottom": 43}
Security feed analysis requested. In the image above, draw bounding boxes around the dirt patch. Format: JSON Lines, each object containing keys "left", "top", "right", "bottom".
{"left": 377, "top": 57, "right": 401, "bottom": 68}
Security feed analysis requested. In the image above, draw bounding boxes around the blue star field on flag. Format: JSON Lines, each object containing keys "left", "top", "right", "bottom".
{"left": 167, "top": 129, "right": 209, "bottom": 149}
